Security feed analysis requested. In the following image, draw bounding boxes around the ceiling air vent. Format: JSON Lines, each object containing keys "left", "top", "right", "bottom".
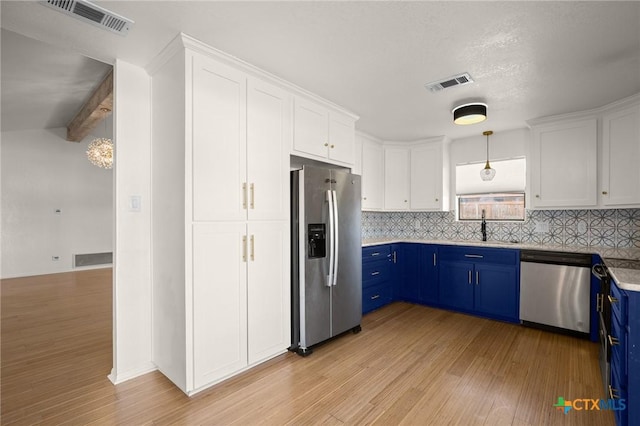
{"left": 41, "top": 0, "right": 134, "bottom": 36}
{"left": 425, "top": 73, "right": 475, "bottom": 93}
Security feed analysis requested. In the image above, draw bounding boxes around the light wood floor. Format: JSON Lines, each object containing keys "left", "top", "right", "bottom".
{"left": 2, "top": 269, "right": 613, "bottom": 425}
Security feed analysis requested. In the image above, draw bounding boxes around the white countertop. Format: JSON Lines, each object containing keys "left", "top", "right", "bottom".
{"left": 362, "top": 238, "right": 640, "bottom": 291}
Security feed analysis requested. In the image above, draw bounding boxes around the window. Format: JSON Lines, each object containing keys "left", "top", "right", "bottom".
{"left": 458, "top": 193, "right": 525, "bottom": 221}
{"left": 456, "top": 158, "right": 526, "bottom": 221}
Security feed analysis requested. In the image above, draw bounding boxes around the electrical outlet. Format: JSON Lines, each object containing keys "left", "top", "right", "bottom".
{"left": 534, "top": 220, "right": 550, "bottom": 233}
{"left": 577, "top": 221, "right": 587, "bottom": 233}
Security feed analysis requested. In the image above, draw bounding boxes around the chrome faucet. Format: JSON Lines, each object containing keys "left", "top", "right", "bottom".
{"left": 481, "top": 209, "right": 487, "bottom": 242}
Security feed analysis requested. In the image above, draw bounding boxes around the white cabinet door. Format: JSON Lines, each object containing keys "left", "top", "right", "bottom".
{"left": 247, "top": 78, "right": 291, "bottom": 221}
{"left": 361, "top": 139, "right": 384, "bottom": 210}
{"left": 384, "top": 146, "right": 410, "bottom": 210}
{"left": 192, "top": 223, "right": 248, "bottom": 389}
{"left": 328, "top": 111, "right": 355, "bottom": 164}
{"left": 247, "top": 221, "right": 290, "bottom": 364}
{"left": 410, "top": 143, "right": 443, "bottom": 210}
{"left": 293, "top": 97, "right": 329, "bottom": 158}
{"left": 530, "top": 118, "right": 597, "bottom": 208}
{"left": 192, "top": 55, "right": 247, "bottom": 222}
{"left": 602, "top": 104, "right": 640, "bottom": 206}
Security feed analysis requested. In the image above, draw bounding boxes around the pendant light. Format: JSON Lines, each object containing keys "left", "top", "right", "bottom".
{"left": 87, "top": 108, "right": 113, "bottom": 169}
{"left": 480, "top": 130, "right": 496, "bottom": 181}
{"left": 452, "top": 103, "right": 487, "bottom": 125}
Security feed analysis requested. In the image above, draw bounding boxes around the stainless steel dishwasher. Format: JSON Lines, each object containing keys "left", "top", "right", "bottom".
{"left": 519, "top": 250, "right": 592, "bottom": 335}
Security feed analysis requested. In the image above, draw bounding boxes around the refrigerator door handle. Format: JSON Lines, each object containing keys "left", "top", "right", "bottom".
{"left": 332, "top": 190, "right": 339, "bottom": 286}
{"left": 326, "top": 190, "right": 335, "bottom": 287}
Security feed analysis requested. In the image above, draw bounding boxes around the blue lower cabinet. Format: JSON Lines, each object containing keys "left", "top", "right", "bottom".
{"left": 362, "top": 282, "right": 393, "bottom": 314}
{"left": 474, "top": 263, "right": 518, "bottom": 320}
{"left": 418, "top": 245, "right": 439, "bottom": 304}
{"left": 439, "top": 260, "right": 474, "bottom": 311}
{"left": 437, "top": 246, "right": 519, "bottom": 323}
{"left": 609, "top": 279, "right": 639, "bottom": 426}
{"left": 362, "top": 244, "right": 394, "bottom": 314}
{"left": 362, "top": 243, "right": 520, "bottom": 324}
{"left": 395, "top": 243, "right": 421, "bottom": 303}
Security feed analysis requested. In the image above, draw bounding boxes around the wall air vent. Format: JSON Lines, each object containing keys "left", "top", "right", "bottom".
{"left": 425, "top": 73, "right": 475, "bottom": 93}
{"left": 41, "top": 0, "right": 134, "bottom": 36}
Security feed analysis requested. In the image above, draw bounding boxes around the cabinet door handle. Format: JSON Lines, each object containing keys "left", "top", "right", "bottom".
{"left": 433, "top": 253, "right": 436, "bottom": 266}
{"left": 250, "top": 183, "right": 255, "bottom": 209}
{"left": 535, "top": 194, "right": 540, "bottom": 198}
{"left": 242, "top": 183, "right": 248, "bottom": 209}
{"left": 468, "top": 270, "right": 472, "bottom": 284}
{"left": 393, "top": 251, "right": 397, "bottom": 263}
{"left": 242, "top": 235, "right": 247, "bottom": 262}
{"left": 596, "top": 294, "right": 602, "bottom": 312}
{"left": 608, "top": 335, "right": 620, "bottom": 346}
{"left": 371, "top": 252, "right": 380, "bottom": 257}
{"left": 465, "top": 254, "right": 483, "bottom": 258}
{"left": 476, "top": 271, "right": 479, "bottom": 285}
{"left": 250, "top": 235, "right": 255, "bottom": 261}
{"left": 330, "top": 144, "right": 335, "bottom": 148}
{"left": 324, "top": 143, "right": 329, "bottom": 147}
{"left": 370, "top": 271, "right": 380, "bottom": 276}
{"left": 602, "top": 191, "right": 608, "bottom": 195}
{"left": 371, "top": 294, "right": 380, "bottom": 300}
{"left": 608, "top": 295, "right": 619, "bottom": 304}
{"left": 609, "top": 385, "right": 620, "bottom": 400}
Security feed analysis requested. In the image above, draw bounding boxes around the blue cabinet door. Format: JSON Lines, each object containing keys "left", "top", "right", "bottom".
{"left": 396, "top": 243, "right": 420, "bottom": 302}
{"left": 474, "top": 263, "right": 519, "bottom": 321}
{"left": 439, "top": 260, "right": 474, "bottom": 311}
{"left": 419, "top": 245, "right": 438, "bottom": 304}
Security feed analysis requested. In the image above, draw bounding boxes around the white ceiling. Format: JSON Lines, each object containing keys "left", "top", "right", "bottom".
{"left": 1, "top": 1, "right": 639, "bottom": 141}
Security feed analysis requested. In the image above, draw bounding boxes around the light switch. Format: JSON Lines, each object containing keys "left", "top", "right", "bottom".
{"left": 129, "top": 195, "right": 141, "bottom": 212}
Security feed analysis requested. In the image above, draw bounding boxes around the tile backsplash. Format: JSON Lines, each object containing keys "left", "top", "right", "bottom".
{"left": 362, "top": 209, "right": 640, "bottom": 249}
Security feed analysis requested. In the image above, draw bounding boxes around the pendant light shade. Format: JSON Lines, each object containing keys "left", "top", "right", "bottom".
{"left": 87, "top": 138, "right": 114, "bottom": 169}
{"left": 453, "top": 103, "right": 487, "bottom": 125}
{"left": 480, "top": 130, "right": 496, "bottom": 181}
{"left": 87, "top": 107, "right": 113, "bottom": 169}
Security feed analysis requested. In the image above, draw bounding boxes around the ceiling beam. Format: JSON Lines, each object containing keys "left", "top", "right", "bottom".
{"left": 66, "top": 68, "right": 113, "bottom": 142}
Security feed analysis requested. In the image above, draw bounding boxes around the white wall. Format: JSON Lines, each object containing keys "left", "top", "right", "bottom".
{"left": 1, "top": 127, "right": 113, "bottom": 278}
{"left": 449, "top": 127, "right": 529, "bottom": 209}
{"left": 109, "top": 59, "right": 154, "bottom": 384}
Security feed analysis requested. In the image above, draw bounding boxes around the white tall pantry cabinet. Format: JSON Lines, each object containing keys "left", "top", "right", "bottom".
{"left": 149, "top": 35, "right": 290, "bottom": 395}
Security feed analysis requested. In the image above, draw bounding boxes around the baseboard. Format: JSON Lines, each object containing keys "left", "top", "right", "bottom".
{"left": 108, "top": 361, "right": 157, "bottom": 385}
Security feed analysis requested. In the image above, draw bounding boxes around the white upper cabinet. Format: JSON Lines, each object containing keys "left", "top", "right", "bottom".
{"left": 530, "top": 118, "right": 598, "bottom": 208}
{"left": 384, "top": 146, "right": 410, "bottom": 210}
{"left": 247, "top": 79, "right": 292, "bottom": 221}
{"left": 192, "top": 55, "right": 248, "bottom": 222}
{"left": 601, "top": 102, "right": 640, "bottom": 206}
{"left": 359, "top": 135, "right": 384, "bottom": 210}
{"left": 328, "top": 110, "right": 356, "bottom": 164}
{"left": 410, "top": 138, "right": 450, "bottom": 211}
{"left": 293, "top": 96, "right": 357, "bottom": 166}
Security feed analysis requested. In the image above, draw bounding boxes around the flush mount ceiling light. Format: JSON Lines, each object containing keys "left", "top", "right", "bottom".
{"left": 481, "top": 130, "right": 496, "bottom": 181}
{"left": 452, "top": 103, "right": 487, "bottom": 125}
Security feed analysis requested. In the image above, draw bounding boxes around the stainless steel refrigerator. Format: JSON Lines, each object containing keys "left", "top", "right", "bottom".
{"left": 290, "top": 165, "right": 362, "bottom": 356}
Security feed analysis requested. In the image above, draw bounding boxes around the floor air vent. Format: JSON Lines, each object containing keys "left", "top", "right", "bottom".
{"left": 425, "top": 72, "right": 475, "bottom": 92}
{"left": 41, "top": 0, "right": 134, "bottom": 36}
{"left": 74, "top": 252, "right": 113, "bottom": 268}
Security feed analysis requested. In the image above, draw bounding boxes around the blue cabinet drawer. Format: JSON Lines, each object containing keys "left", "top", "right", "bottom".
{"left": 362, "top": 245, "right": 392, "bottom": 263}
{"left": 611, "top": 316, "right": 627, "bottom": 384}
{"left": 438, "top": 246, "right": 518, "bottom": 265}
{"left": 363, "top": 282, "right": 393, "bottom": 313}
{"left": 362, "top": 261, "right": 391, "bottom": 288}
{"left": 610, "top": 282, "right": 627, "bottom": 325}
